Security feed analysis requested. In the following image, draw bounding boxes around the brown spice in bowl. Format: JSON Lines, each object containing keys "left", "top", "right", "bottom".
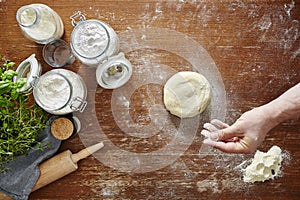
{"left": 50, "top": 117, "right": 74, "bottom": 140}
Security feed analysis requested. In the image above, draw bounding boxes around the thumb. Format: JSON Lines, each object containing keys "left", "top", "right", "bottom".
{"left": 210, "top": 125, "right": 241, "bottom": 141}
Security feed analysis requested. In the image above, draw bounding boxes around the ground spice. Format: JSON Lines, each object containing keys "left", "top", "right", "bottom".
{"left": 50, "top": 117, "right": 74, "bottom": 140}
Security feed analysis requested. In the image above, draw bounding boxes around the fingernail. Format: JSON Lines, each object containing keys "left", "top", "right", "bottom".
{"left": 210, "top": 119, "right": 218, "bottom": 123}
{"left": 203, "top": 123, "right": 211, "bottom": 129}
{"left": 201, "top": 130, "right": 209, "bottom": 138}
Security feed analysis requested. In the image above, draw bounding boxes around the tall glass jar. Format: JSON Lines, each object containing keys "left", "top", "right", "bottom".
{"left": 16, "top": 4, "right": 64, "bottom": 44}
{"left": 70, "top": 11, "right": 119, "bottom": 66}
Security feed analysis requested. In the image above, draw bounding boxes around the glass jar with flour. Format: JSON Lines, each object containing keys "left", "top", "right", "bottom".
{"left": 16, "top": 4, "right": 64, "bottom": 44}
{"left": 33, "top": 69, "right": 87, "bottom": 115}
{"left": 69, "top": 11, "right": 119, "bottom": 66}
{"left": 14, "top": 60, "right": 87, "bottom": 115}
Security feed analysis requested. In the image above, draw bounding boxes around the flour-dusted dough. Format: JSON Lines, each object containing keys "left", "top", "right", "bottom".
{"left": 163, "top": 71, "right": 211, "bottom": 118}
{"left": 243, "top": 145, "right": 283, "bottom": 183}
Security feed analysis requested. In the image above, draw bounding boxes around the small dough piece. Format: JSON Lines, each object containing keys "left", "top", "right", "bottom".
{"left": 163, "top": 71, "right": 211, "bottom": 118}
{"left": 51, "top": 117, "right": 74, "bottom": 140}
{"left": 243, "top": 145, "right": 283, "bottom": 183}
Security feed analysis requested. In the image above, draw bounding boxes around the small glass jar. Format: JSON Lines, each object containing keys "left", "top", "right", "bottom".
{"left": 70, "top": 11, "right": 119, "bottom": 66}
{"left": 16, "top": 4, "right": 64, "bottom": 44}
{"left": 33, "top": 69, "right": 87, "bottom": 115}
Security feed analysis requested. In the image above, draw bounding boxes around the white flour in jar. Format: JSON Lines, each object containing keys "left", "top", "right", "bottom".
{"left": 76, "top": 25, "right": 109, "bottom": 57}
{"left": 34, "top": 69, "right": 87, "bottom": 115}
{"left": 36, "top": 73, "right": 71, "bottom": 110}
{"left": 19, "top": 8, "right": 56, "bottom": 41}
{"left": 17, "top": 4, "right": 64, "bottom": 43}
{"left": 71, "top": 20, "right": 119, "bottom": 66}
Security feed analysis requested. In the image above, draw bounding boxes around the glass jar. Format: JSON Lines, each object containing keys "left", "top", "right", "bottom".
{"left": 70, "top": 11, "right": 119, "bottom": 66}
{"left": 14, "top": 59, "right": 87, "bottom": 115}
{"left": 33, "top": 69, "right": 87, "bottom": 115}
{"left": 16, "top": 4, "right": 64, "bottom": 44}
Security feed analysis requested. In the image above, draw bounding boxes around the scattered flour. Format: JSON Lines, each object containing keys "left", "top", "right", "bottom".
{"left": 284, "top": 0, "right": 295, "bottom": 17}
{"left": 197, "top": 179, "right": 219, "bottom": 193}
{"left": 258, "top": 14, "right": 272, "bottom": 30}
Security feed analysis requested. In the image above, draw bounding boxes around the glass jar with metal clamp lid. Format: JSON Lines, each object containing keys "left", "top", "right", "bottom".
{"left": 14, "top": 57, "right": 87, "bottom": 115}
{"left": 32, "top": 69, "right": 87, "bottom": 115}
{"left": 69, "top": 11, "right": 120, "bottom": 66}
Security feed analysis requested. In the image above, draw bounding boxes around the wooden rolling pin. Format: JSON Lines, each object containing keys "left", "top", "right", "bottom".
{"left": 32, "top": 142, "right": 104, "bottom": 191}
{"left": 0, "top": 142, "right": 104, "bottom": 200}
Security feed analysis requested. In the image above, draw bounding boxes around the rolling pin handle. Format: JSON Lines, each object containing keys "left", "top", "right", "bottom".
{"left": 71, "top": 142, "right": 104, "bottom": 163}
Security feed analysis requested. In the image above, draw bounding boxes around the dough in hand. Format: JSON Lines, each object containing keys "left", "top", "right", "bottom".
{"left": 163, "top": 71, "right": 211, "bottom": 118}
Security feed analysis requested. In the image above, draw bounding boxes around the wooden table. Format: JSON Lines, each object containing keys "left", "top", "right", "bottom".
{"left": 1, "top": 0, "right": 299, "bottom": 199}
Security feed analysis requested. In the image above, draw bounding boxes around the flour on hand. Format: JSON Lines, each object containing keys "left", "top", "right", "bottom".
{"left": 163, "top": 71, "right": 211, "bottom": 118}
{"left": 243, "top": 145, "right": 283, "bottom": 183}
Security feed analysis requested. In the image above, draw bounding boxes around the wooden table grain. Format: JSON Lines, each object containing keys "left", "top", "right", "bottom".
{"left": 0, "top": 0, "right": 299, "bottom": 199}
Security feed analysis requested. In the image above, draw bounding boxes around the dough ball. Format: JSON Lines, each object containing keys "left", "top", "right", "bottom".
{"left": 163, "top": 71, "right": 211, "bottom": 118}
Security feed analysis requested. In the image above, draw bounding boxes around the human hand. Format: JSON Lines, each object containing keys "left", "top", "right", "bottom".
{"left": 201, "top": 107, "right": 277, "bottom": 154}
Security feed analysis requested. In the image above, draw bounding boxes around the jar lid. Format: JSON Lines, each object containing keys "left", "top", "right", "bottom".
{"left": 16, "top": 5, "right": 38, "bottom": 27}
{"left": 33, "top": 71, "right": 72, "bottom": 111}
{"left": 13, "top": 54, "right": 41, "bottom": 93}
{"left": 70, "top": 20, "right": 110, "bottom": 59}
{"left": 96, "top": 52, "right": 133, "bottom": 89}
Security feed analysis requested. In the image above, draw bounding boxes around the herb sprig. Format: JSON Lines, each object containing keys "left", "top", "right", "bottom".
{"left": 0, "top": 56, "right": 49, "bottom": 172}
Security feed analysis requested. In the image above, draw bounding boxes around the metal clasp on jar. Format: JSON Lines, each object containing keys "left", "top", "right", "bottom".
{"left": 69, "top": 96, "right": 87, "bottom": 112}
{"left": 70, "top": 11, "right": 86, "bottom": 27}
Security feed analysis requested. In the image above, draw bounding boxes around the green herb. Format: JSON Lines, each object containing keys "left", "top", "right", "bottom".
{"left": 0, "top": 56, "right": 49, "bottom": 172}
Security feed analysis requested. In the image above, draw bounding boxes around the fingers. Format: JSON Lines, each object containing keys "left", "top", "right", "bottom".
{"left": 202, "top": 119, "right": 229, "bottom": 133}
{"left": 211, "top": 126, "right": 241, "bottom": 141}
{"left": 201, "top": 119, "right": 259, "bottom": 154}
{"left": 202, "top": 124, "right": 241, "bottom": 142}
{"left": 201, "top": 119, "right": 231, "bottom": 141}
{"left": 203, "top": 139, "right": 235, "bottom": 153}
{"left": 200, "top": 129, "right": 211, "bottom": 138}
{"left": 203, "top": 123, "right": 219, "bottom": 132}
{"left": 210, "top": 119, "right": 229, "bottom": 129}
{"left": 203, "top": 138, "right": 248, "bottom": 154}
{"left": 201, "top": 119, "right": 248, "bottom": 153}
